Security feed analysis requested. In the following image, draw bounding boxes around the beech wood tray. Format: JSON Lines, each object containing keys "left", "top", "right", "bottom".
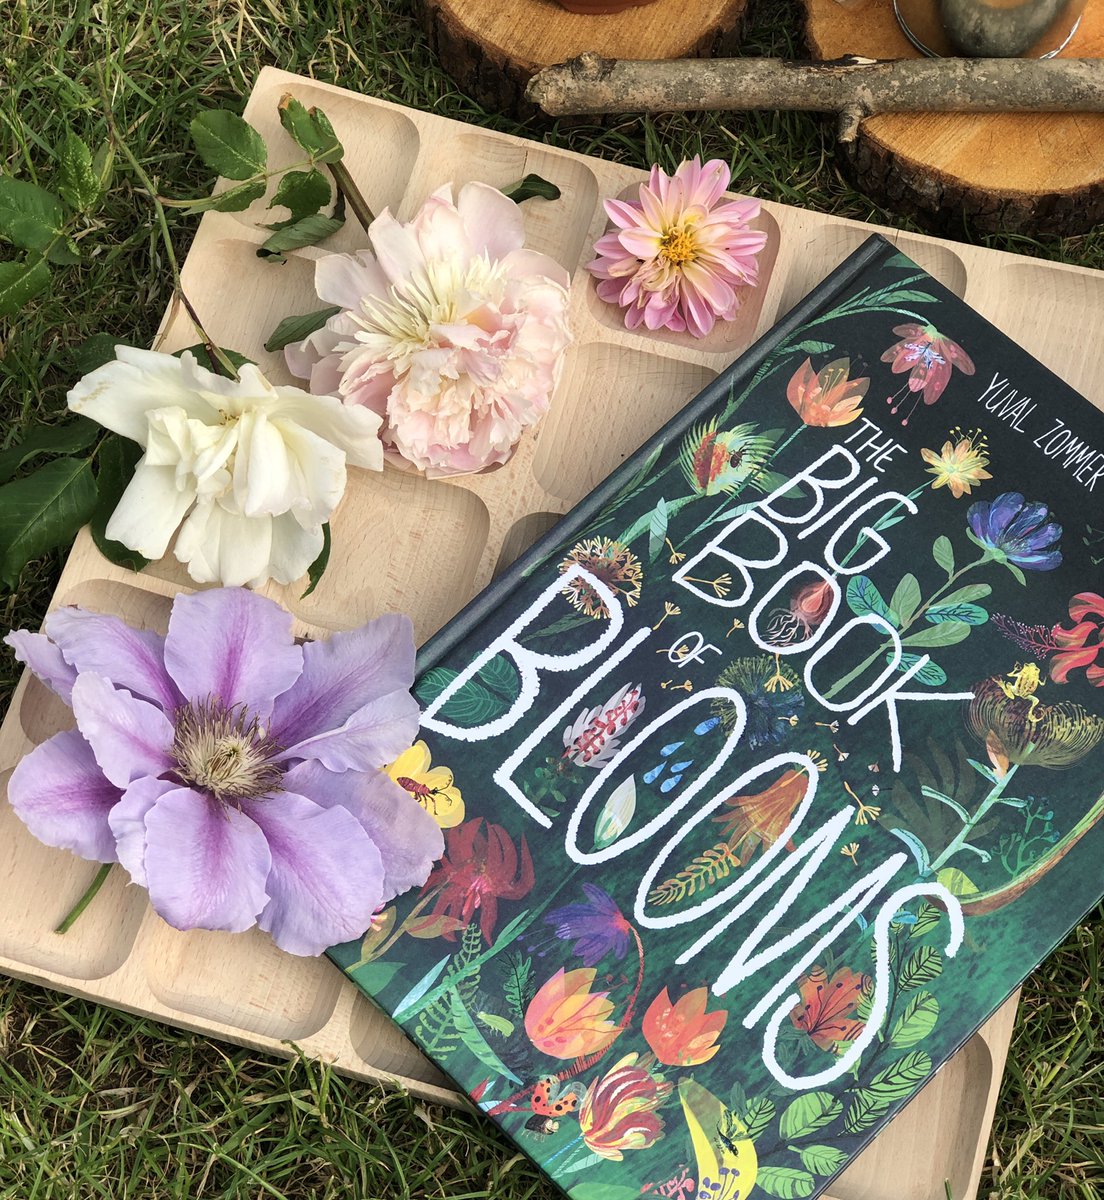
{"left": 8, "top": 64, "right": 1104, "bottom": 1200}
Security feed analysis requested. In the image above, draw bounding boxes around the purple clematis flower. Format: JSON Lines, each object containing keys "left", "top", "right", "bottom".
{"left": 545, "top": 882, "right": 632, "bottom": 966}
{"left": 966, "top": 491, "right": 1063, "bottom": 572}
{"left": 4, "top": 589, "right": 443, "bottom": 956}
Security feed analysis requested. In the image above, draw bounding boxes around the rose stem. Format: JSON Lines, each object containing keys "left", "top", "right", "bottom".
{"left": 55, "top": 864, "right": 113, "bottom": 935}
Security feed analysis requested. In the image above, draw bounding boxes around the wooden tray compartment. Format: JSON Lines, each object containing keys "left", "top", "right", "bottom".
{"left": 3, "top": 64, "right": 1099, "bottom": 1194}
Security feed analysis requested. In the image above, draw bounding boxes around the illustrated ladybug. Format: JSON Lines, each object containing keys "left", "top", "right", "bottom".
{"left": 523, "top": 1076, "right": 579, "bottom": 1136}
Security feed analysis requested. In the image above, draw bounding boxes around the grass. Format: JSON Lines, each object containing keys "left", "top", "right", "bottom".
{"left": 1, "top": 0, "right": 1103, "bottom": 1196}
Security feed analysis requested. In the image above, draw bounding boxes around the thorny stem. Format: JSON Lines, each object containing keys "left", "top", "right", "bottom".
{"left": 55, "top": 864, "right": 112, "bottom": 934}
{"left": 328, "top": 158, "right": 376, "bottom": 233}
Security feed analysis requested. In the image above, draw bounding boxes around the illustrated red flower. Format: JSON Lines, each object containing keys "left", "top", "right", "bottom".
{"left": 786, "top": 357, "right": 868, "bottom": 428}
{"left": 642, "top": 986, "right": 727, "bottom": 1066}
{"left": 713, "top": 764, "right": 814, "bottom": 864}
{"left": 790, "top": 965, "right": 870, "bottom": 1052}
{"left": 578, "top": 1053, "right": 673, "bottom": 1160}
{"left": 421, "top": 818, "right": 534, "bottom": 942}
{"left": 525, "top": 967, "right": 623, "bottom": 1059}
{"left": 881, "top": 323, "right": 975, "bottom": 424}
{"left": 1050, "top": 592, "right": 1104, "bottom": 687}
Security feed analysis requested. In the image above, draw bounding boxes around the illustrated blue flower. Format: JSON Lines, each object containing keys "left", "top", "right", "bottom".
{"left": 545, "top": 882, "right": 631, "bottom": 965}
{"left": 966, "top": 491, "right": 1062, "bottom": 571}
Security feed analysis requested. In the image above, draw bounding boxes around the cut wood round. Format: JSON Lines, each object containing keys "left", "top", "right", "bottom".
{"left": 801, "top": 0, "right": 1104, "bottom": 236}
{"left": 416, "top": 0, "right": 750, "bottom": 117}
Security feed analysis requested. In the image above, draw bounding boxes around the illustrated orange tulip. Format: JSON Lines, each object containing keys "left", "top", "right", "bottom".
{"left": 524, "top": 967, "right": 623, "bottom": 1059}
{"left": 579, "top": 1053, "right": 672, "bottom": 1160}
{"left": 642, "top": 986, "right": 727, "bottom": 1066}
{"left": 786, "top": 356, "right": 868, "bottom": 428}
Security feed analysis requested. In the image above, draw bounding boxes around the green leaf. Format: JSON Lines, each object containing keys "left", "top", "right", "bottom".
{"left": 741, "top": 1096, "right": 776, "bottom": 1140}
{"left": 647, "top": 497, "right": 669, "bottom": 563}
{"left": 203, "top": 178, "right": 267, "bottom": 214}
{"left": 277, "top": 95, "right": 344, "bottom": 163}
{"left": 264, "top": 306, "right": 341, "bottom": 352}
{"left": 57, "top": 133, "right": 100, "bottom": 212}
{"left": 890, "top": 572, "right": 921, "bottom": 625}
{"left": 941, "top": 582, "right": 991, "bottom": 605}
{"left": 888, "top": 651, "right": 946, "bottom": 686}
{"left": 0, "top": 177, "right": 66, "bottom": 253}
{"left": 0, "top": 418, "right": 98, "bottom": 484}
{"left": 756, "top": 1167, "right": 817, "bottom": 1198}
{"left": 269, "top": 168, "right": 331, "bottom": 221}
{"left": 413, "top": 662, "right": 519, "bottom": 726}
{"left": 92, "top": 141, "right": 115, "bottom": 192}
{"left": 568, "top": 1186, "right": 640, "bottom": 1200}
{"left": 904, "top": 620, "right": 971, "bottom": 648}
{"left": 90, "top": 435, "right": 149, "bottom": 573}
{"left": 70, "top": 332, "right": 132, "bottom": 375}
{"left": 846, "top": 575, "right": 894, "bottom": 624}
{"left": 778, "top": 1091, "right": 842, "bottom": 1140}
{"left": 257, "top": 212, "right": 344, "bottom": 260}
{"left": 788, "top": 339, "right": 835, "bottom": 354}
{"left": 301, "top": 522, "right": 331, "bottom": 597}
{"left": 0, "top": 256, "right": 50, "bottom": 316}
{"left": 932, "top": 534, "right": 954, "bottom": 576}
{"left": 189, "top": 110, "right": 267, "bottom": 180}
{"left": 797, "top": 1144, "right": 847, "bottom": 1176}
{"left": 890, "top": 991, "right": 939, "bottom": 1048}
{"left": 447, "top": 992, "right": 523, "bottom": 1084}
{"left": 1006, "top": 560, "right": 1027, "bottom": 586}
{"left": 174, "top": 344, "right": 255, "bottom": 374}
{"left": 909, "top": 902, "right": 943, "bottom": 939}
{"left": 501, "top": 173, "right": 561, "bottom": 203}
{"left": 392, "top": 954, "right": 451, "bottom": 1018}
{"left": 899, "top": 945, "right": 943, "bottom": 990}
{"left": 844, "top": 1051, "right": 933, "bottom": 1133}
{"left": 936, "top": 866, "right": 979, "bottom": 898}
{"left": 925, "top": 602, "right": 988, "bottom": 625}
{"left": 0, "top": 457, "right": 98, "bottom": 586}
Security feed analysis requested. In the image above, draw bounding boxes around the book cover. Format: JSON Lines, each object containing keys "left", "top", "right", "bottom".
{"left": 329, "top": 235, "right": 1104, "bottom": 1200}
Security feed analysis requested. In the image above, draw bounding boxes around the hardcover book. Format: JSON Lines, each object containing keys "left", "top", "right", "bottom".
{"left": 329, "top": 235, "right": 1104, "bottom": 1200}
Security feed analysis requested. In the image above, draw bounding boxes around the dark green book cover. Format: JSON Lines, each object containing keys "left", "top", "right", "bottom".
{"left": 329, "top": 236, "right": 1104, "bottom": 1200}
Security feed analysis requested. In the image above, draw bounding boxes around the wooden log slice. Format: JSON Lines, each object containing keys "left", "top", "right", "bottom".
{"left": 802, "top": 0, "right": 1104, "bottom": 236}
{"left": 417, "top": 0, "right": 750, "bottom": 118}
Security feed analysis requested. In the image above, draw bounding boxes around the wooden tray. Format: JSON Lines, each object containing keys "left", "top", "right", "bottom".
{"left": 6, "top": 64, "right": 1103, "bottom": 1199}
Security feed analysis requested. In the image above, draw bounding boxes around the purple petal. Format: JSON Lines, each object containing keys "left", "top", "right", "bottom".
{"left": 278, "top": 690, "right": 420, "bottom": 772}
{"left": 4, "top": 629, "right": 77, "bottom": 704}
{"left": 70, "top": 673, "right": 174, "bottom": 788}
{"left": 45, "top": 607, "right": 182, "bottom": 713}
{"left": 8, "top": 729, "right": 123, "bottom": 861}
{"left": 142, "top": 787, "right": 271, "bottom": 933}
{"left": 240, "top": 790, "right": 385, "bottom": 955}
{"left": 283, "top": 760, "right": 443, "bottom": 901}
{"left": 163, "top": 588, "right": 303, "bottom": 717}
{"left": 108, "top": 776, "right": 178, "bottom": 887}
{"left": 270, "top": 613, "right": 415, "bottom": 746}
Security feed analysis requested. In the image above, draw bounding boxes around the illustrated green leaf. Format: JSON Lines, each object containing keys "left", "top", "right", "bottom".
{"left": 568, "top": 1186, "right": 640, "bottom": 1200}
{"left": 909, "top": 902, "right": 943, "bottom": 939}
{"left": 57, "top": 133, "right": 100, "bottom": 212}
{"left": 890, "top": 572, "right": 921, "bottom": 625}
{"left": 277, "top": 94, "right": 344, "bottom": 163}
{"left": 925, "top": 602, "right": 988, "bottom": 625}
{"left": 756, "top": 1167, "right": 817, "bottom": 1198}
{"left": 648, "top": 497, "right": 669, "bottom": 563}
{"left": 0, "top": 417, "right": 98, "bottom": 484}
{"left": 477, "top": 654, "right": 521, "bottom": 700}
{"left": 844, "top": 1051, "right": 932, "bottom": 1133}
{"left": 0, "top": 177, "right": 66, "bottom": 253}
{"left": 941, "top": 583, "right": 991, "bottom": 605}
{"left": 1006, "top": 560, "right": 1028, "bottom": 586}
{"left": 90, "top": 434, "right": 149, "bottom": 573}
{"left": 888, "top": 652, "right": 947, "bottom": 686}
{"left": 392, "top": 954, "right": 451, "bottom": 1018}
{"left": 0, "top": 256, "right": 51, "bottom": 316}
{"left": 448, "top": 992, "right": 523, "bottom": 1084}
{"left": 904, "top": 620, "right": 971, "bottom": 648}
{"left": 0, "top": 457, "right": 98, "bottom": 586}
{"left": 264, "top": 305, "right": 341, "bottom": 352}
{"left": 899, "top": 945, "right": 943, "bottom": 990}
{"left": 886, "top": 827, "right": 931, "bottom": 875}
{"left": 890, "top": 991, "right": 939, "bottom": 1048}
{"left": 414, "top": 663, "right": 518, "bottom": 726}
{"left": 936, "top": 866, "right": 979, "bottom": 897}
{"left": 189, "top": 110, "right": 267, "bottom": 180}
{"left": 797, "top": 1144, "right": 847, "bottom": 1176}
{"left": 932, "top": 534, "right": 955, "bottom": 576}
{"left": 257, "top": 212, "right": 344, "bottom": 260}
{"left": 501, "top": 173, "right": 561, "bottom": 203}
{"left": 741, "top": 1095, "right": 776, "bottom": 1140}
{"left": 788, "top": 339, "right": 835, "bottom": 355}
{"left": 846, "top": 575, "right": 894, "bottom": 624}
{"left": 300, "top": 522, "right": 331, "bottom": 597}
{"left": 269, "top": 168, "right": 331, "bottom": 221}
{"left": 778, "top": 1091, "right": 842, "bottom": 1140}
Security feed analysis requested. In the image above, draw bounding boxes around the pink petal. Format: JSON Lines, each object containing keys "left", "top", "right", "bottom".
{"left": 142, "top": 786, "right": 271, "bottom": 933}
{"left": 278, "top": 689, "right": 420, "bottom": 772}
{"left": 108, "top": 776, "right": 178, "bottom": 887}
{"left": 368, "top": 208, "right": 424, "bottom": 283}
{"left": 4, "top": 629, "right": 77, "bottom": 704}
{"left": 457, "top": 181, "right": 526, "bottom": 260}
{"left": 603, "top": 198, "right": 646, "bottom": 230}
{"left": 8, "top": 729, "right": 122, "bottom": 861}
{"left": 314, "top": 250, "right": 389, "bottom": 310}
{"left": 70, "top": 673, "right": 174, "bottom": 789}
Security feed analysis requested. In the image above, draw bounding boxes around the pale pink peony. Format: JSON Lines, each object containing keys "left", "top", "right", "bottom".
{"left": 286, "top": 182, "right": 571, "bottom": 477}
{"left": 587, "top": 156, "right": 767, "bottom": 339}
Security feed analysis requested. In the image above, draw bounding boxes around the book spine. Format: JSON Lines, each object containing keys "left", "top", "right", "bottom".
{"left": 415, "top": 233, "right": 895, "bottom": 675}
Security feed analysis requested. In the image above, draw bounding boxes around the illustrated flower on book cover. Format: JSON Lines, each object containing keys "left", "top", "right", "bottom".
{"left": 5, "top": 588, "right": 442, "bottom": 955}
{"left": 286, "top": 181, "right": 571, "bottom": 477}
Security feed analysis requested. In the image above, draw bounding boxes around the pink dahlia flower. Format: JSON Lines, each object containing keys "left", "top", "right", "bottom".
{"left": 5, "top": 589, "right": 443, "bottom": 955}
{"left": 587, "top": 156, "right": 766, "bottom": 338}
{"left": 285, "top": 181, "right": 571, "bottom": 478}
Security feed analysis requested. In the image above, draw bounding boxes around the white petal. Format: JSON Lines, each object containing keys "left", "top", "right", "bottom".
{"left": 233, "top": 410, "right": 293, "bottom": 517}
{"left": 368, "top": 208, "right": 425, "bottom": 283}
{"left": 104, "top": 458, "right": 197, "bottom": 559}
{"left": 267, "top": 512, "right": 325, "bottom": 585}
{"left": 456, "top": 181, "right": 526, "bottom": 260}
{"left": 266, "top": 386, "right": 383, "bottom": 471}
{"left": 174, "top": 501, "right": 274, "bottom": 588}
{"left": 315, "top": 250, "right": 389, "bottom": 309}
{"left": 267, "top": 418, "right": 348, "bottom": 524}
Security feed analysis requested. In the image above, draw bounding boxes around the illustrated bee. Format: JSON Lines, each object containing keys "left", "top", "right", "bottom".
{"left": 523, "top": 1076, "right": 580, "bottom": 1137}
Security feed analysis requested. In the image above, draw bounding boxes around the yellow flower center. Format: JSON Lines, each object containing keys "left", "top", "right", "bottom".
{"left": 659, "top": 227, "right": 696, "bottom": 266}
{"left": 172, "top": 698, "right": 284, "bottom": 803}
